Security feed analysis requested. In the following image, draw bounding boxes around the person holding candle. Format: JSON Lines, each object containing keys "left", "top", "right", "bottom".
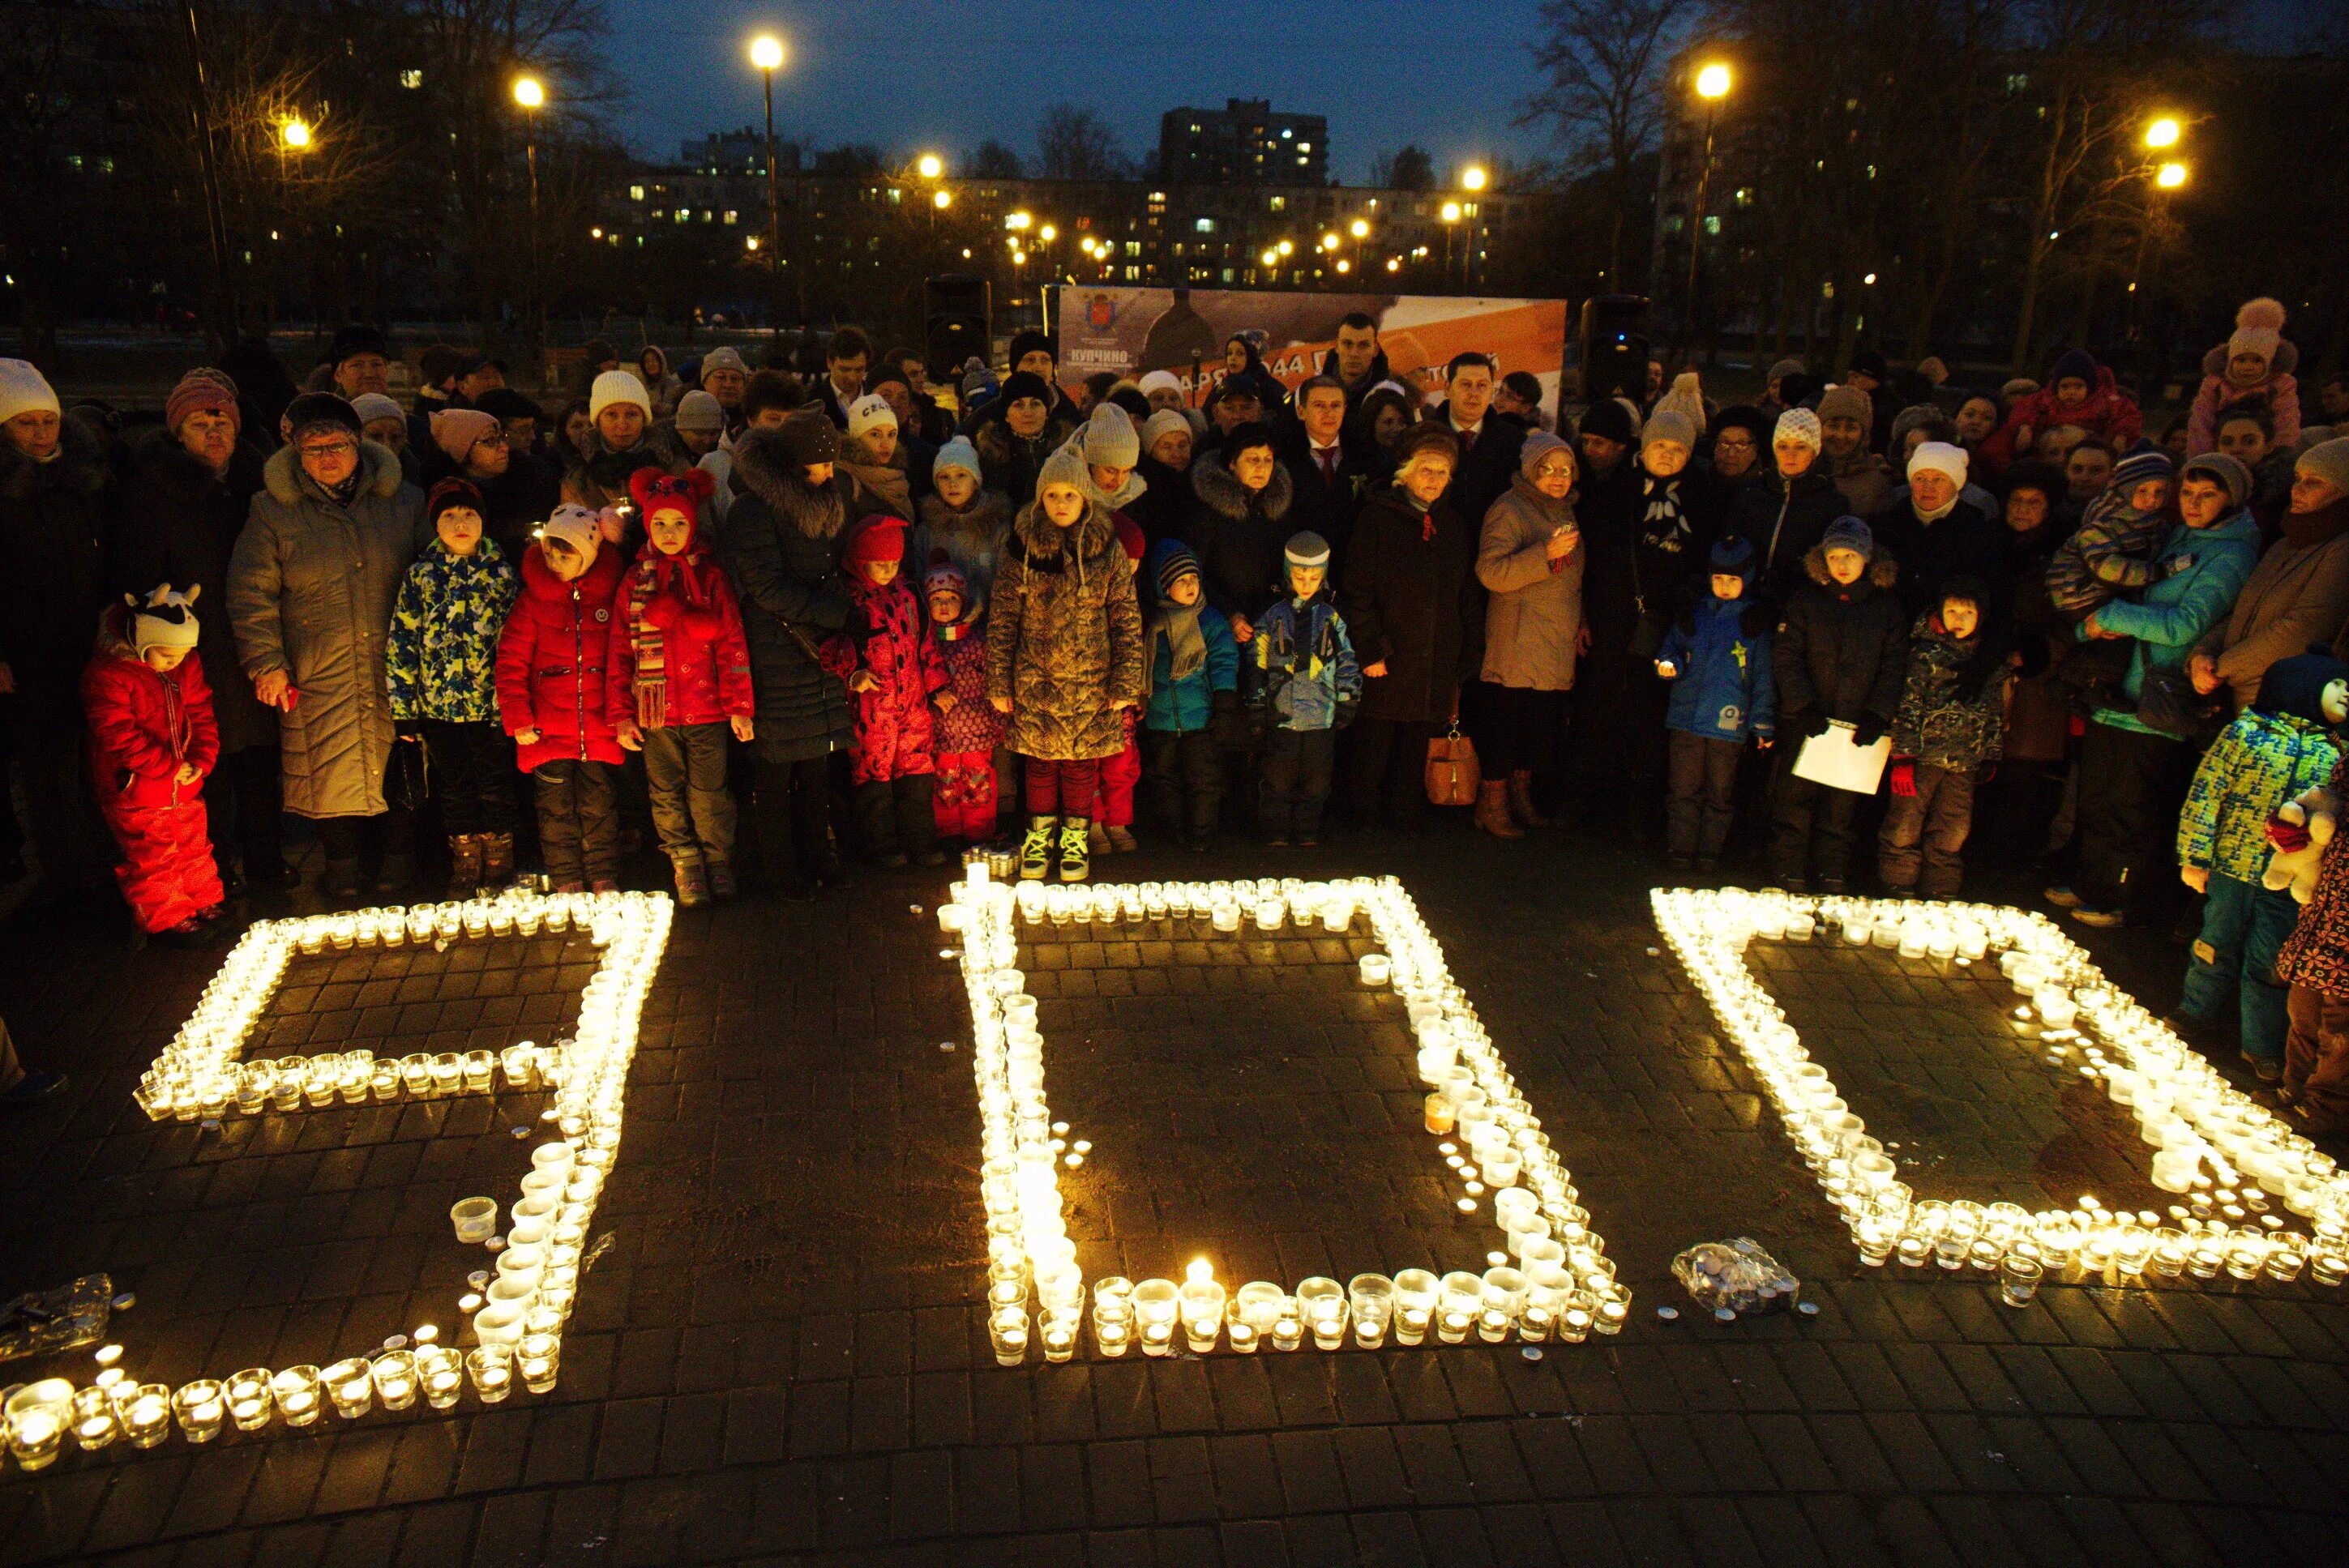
{"left": 822, "top": 515, "right": 950, "bottom": 869}
{"left": 2171, "top": 650, "right": 2347, "bottom": 1079}
{"left": 1654, "top": 534, "right": 1776, "bottom": 873}
{"left": 1140, "top": 539, "right": 1239, "bottom": 849}
{"left": 1250, "top": 532, "right": 1360, "bottom": 848}
{"left": 1876, "top": 579, "right": 2009, "bottom": 899}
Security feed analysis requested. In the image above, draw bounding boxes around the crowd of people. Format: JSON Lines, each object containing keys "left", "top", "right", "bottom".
{"left": 6, "top": 298, "right": 2349, "bottom": 1133}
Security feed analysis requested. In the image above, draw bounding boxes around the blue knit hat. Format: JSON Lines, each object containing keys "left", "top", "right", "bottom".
{"left": 1150, "top": 537, "right": 1201, "bottom": 602}
{"left": 1709, "top": 533, "right": 1755, "bottom": 576}
{"left": 2255, "top": 646, "right": 2349, "bottom": 728}
{"left": 2112, "top": 446, "right": 2175, "bottom": 493}
{"left": 1822, "top": 515, "right": 1873, "bottom": 559}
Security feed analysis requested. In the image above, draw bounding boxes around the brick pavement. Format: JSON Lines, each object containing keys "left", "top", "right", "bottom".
{"left": 2, "top": 825, "right": 2347, "bottom": 1566}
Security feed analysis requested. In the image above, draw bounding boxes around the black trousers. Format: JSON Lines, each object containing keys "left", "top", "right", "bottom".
{"left": 1667, "top": 731, "right": 1742, "bottom": 857}
{"left": 532, "top": 759, "right": 619, "bottom": 887}
{"left": 316, "top": 810, "right": 417, "bottom": 869}
{"left": 1347, "top": 716, "right": 1436, "bottom": 827}
{"left": 1768, "top": 749, "right": 1863, "bottom": 885}
{"left": 1144, "top": 728, "right": 1223, "bottom": 840}
{"left": 2077, "top": 721, "right": 2191, "bottom": 916}
{"left": 1261, "top": 728, "right": 1338, "bottom": 837}
{"left": 7, "top": 709, "right": 105, "bottom": 891}
{"left": 854, "top": 775, "right": 937, "bottom": 858}
{"left": 1475, "top": 683, "right": 1572, "bottom": 778}
{"left": 202, "top": 743, "right": 283, "bottom": 873}
{"left": 754, "top": 753, "right": 838, "bottom": 881}
{"left": 420, "top": 720, "right": 516, "bottom": 836}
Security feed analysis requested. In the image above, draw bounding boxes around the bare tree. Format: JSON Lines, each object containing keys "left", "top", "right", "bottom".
{"left": 1369, "top": 145, "right": 1435, "bottom": 190}
{"left": 969, "top": 139, "right": 1025, "bottom": 178}
{"left": 1036, "top": 105, "right": 1126, "bottom": 181}
{"left": 1518, "top": 0, "right": 1691, "bottom": 288}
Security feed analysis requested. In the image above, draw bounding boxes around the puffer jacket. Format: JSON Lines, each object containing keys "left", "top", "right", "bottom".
{"left": 227, "top": 438, "right": 422, "bottom": 818}
{"left": 2178, "top": 709, "right": 2339, "bottom": 883}
{"left": 986, "top": 497, "right": 1145, "bottom": 761}
{"left": 1890, "top": 609, "right": 2009, "bottom": 771}
{"left": 1981, "top": 365, "right": 2143, "bottom": 472}
{"left": 1658, "top": 590, "right": 1776, "bottom": 742}
{"left": 496, "top": 543, "right": 627, "bottom": 771}
{"left": 1182, "top": 453, "right": 1294, "bottom": 622}
{"left": 1731, "top": 465, "right": 1846, "bottom": 611}
{"left": 387, "top": 539, "right": 519, "bottom": 724}
{"left": 1477, "top": 474, "right": 1583, "bottom": 690}
{"left": 1774, "top": 546, "right": 1907, "bottom": 728}
{"left": 2088, "top": 508, "right": 2262, "bottom": 737}
{"left": 2188, "top": 336, "right": 2300, "bottom": 455}
{"left": 1142, "top": 600, "right": 1239, "bottom": 734}
{"left": 0, "top": 417, "right": 115, "bottom": 719}
{"left": 932, "top": 621, "right": 1002, "bottom": 754}
{"left": 607, "top": 523, "right": 753, "bottom": 731}
{"left": 1251, "top": 588, "right": 1360, "bottom": 733}
{"left": 909, "top": 489, "right": 1012, "bottom": 609}
{"left": 2275, "top": 752, "right": 2349, "bottom": 998}
{"left": 82, "top": 605, "right": 218, "bottom": 810}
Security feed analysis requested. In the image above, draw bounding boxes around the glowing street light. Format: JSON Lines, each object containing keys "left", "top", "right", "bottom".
{"left": 917, "top": 152, "right": 943, "bottom": 179}
{"left": 1038, "top": 223, "right": 1056, "bottom": 242}
{"left": 2144, "top": 116, "right": 2181, "bottom": 150}
{"left": 1461, "top": 164, "right": 1487, "bottom": 191}
{"left": 1277, "top": 238, "right": 1293, "bottom": 256}
{"left": 1005, "top": 210, "right": 1032, "bottom": 231}
{"left": 747, "top": 34, "right": 788, "bottom": 323}
{"left": 1260, "top": 248, "right": 1278, "bottom": 268}
{"left": 933, "top": 189, "right": 952, "bottom": 209}
{"left": 1696, "top": 62, "right": 1732, "bottom": 100}
{"left": 511, "top": 75, "right": 544, "bottom": 109}
{"left": 1440, "top": 202, "right": 1461, "bottom": 224}
{"left": 2155, "top": 160, "right": 2189, "bottom": 190}
{"left": 748, "top": 34, "right": 785, "bottom": 71}
{"left": 511, "top": 78, "right": 547, "bottom": 357}
{"left": 278, "top": 117, "right": 313, "bottom": 151}
{"left": 1685, "top": 62, "right": 1734, "bottom": 352}
{"left": 1350, "top": 218, "right": 1370, "bottom": 239}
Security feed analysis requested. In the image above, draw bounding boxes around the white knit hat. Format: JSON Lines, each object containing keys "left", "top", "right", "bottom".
{"left": 0, "top": 359, "right": 59, "bottom": 425}
{"left": 1774, "top": 408, "right": 1822, "bottom": 452}
{"left": 589, "top": 370, "right": 651, "bottom": 422}
{"left": 130, "top": 583, "right": 202, "bottom": 656}
{"left": 2228, "top": 297, "right": 2287, "bottom": 366}
{"left": 541, "top": 503, "right": 602, "bottom": 555}
{"left": 1142, "top": 409, "right": 1191, "bottom": 451}
{"left": 1906, "top": 440, "right": 1969, "bottom": 486}
{"left": 846, "top": 392, "right": 896, "bottom": 440}
{"left": 1137, "top": 370, "right": 1183, "bottom": 398}
{"left": 351, "top": 392, "right": 404, "bottom": 428}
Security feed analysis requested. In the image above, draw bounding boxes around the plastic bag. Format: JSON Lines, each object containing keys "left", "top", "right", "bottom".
{"left": 1671, "top": 1237, "right": 1799, "bottom": 1317}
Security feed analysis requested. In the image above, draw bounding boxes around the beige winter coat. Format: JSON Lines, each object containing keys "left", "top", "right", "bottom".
{"left": 2197, "top": 528, "right": 2349, "bottom": 714}
{"left": 1477, "top": 476, "right": 1584, "bottom": 690}
{"left": 228, "top": 440, "right": 423, "bottom": 818}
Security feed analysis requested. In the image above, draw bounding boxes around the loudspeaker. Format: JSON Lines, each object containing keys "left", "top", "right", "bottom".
{"left": 925, "top": 274, "right": 991, "bottom": 379}
{"left": 1579, "top": 294, "right": 1649, "bottom": 407}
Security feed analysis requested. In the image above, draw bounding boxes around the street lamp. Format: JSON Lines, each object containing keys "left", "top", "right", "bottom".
{"left": 2155, "top": 160, "right": 2188, "bottom": 190}
{"left": 1461, "top": 164, "right": 1487, "bottom": 192}
{"left": 1685, "top": 61, "right": 1732, "bottom": 355}
{"left": 917, "top": 152, "right": 943, "bottom": 180}
{"left": 2144, "top": 116, "right": 2181, "bottom": 150}
{"left": 748, "top": 33, "right": 788, "bottom": 324}
{"left": 278, "top": 117, "right": 312, "bottom": 151}
{"left": 933, "top": 189, "right": 952, "bottom": 208}
{"left": 1439, "top": 201, "right": 1461, "bottom": 289}
{"left": 512, "top": 75, "right": 546, "bottom": 370}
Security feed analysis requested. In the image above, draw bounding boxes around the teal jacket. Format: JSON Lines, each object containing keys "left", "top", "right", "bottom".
{"left": 387, "top": 539, "right": 519, "bottom": 724}
{"left": 2178, "top": 708, "right": 2342, "bottom": 882}
{"left": 2088, "top": 509, "right": 2261, "bottom": 737}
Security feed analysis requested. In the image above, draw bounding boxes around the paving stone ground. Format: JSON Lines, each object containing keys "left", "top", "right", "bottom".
{"left": 2, "top": 823, "right": 2347, "bottom": 1566}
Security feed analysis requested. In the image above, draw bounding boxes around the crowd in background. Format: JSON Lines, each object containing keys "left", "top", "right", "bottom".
{"left": 6, "top": 298, "right": 2349, "bottom": 1130}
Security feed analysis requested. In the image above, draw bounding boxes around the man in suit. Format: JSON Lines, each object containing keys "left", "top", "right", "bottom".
{"left": 1429, "top": 352, "right": 1525, "bottom": 527}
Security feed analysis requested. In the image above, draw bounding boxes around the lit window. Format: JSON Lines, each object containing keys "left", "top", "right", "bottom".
{"left": 674, "top": 208, "right": 688, "bottom": 224}
{"left": 400, "top": 69, "right": 423, "bottom": 90}
{"left": 1125, "top": 265, "right": 1140, "bottom": 280}
{"left": 1269, "top": 195, "right": 1286, "bottom": 212}
{"left": 1124, "top": 240, "right": 1140, "bottom": 257}
{"left": 1281, "top": 127, "right": 1294, "bottom": 139}
{"left": 629, "top": 185, "right": 644, "bottom": 201}
{"left": 1194, "top": 217, "right": 1215, "bottom": 233}
{"left": 723, "top": 210, "right": 737, "bottom": 224}
{"left": 1298, "top": 142, "right": 1311, "bottom": 152}
{"left": 1703, "top": 215, "right": 1721, "bottom": 235}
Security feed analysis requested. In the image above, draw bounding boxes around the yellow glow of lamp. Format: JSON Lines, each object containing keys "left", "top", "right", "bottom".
{"left": 2145, "top": 117, "right": 2181, "bottom": 150}
{"left": 917, "top": 153, "right": 943, "bottom": 179}
{"left": 1277, "top": 238, "right": 1294, "bottom": 256}
{"left": 748, "top": 35, "right": 785, "bottom": 71}
{"left": 1440, "top": 201, "right": 1461, "bottom": 223}
{"left": 1005, "top": 210, "right": 1031, "bottom": 231}
{"left": 1350, "top": 218, "right": 1370, "bottom": 238}
{"left": 278, "top": 117, "right": 313, "bottom": 150}
{"left": 1696, "top": 62, "right": 1732, "bottom": 100}
{"left": 1260, "top": 248, "right": 1278, "bottom": 268}
{"left": 511, "top": 76, "right": 544, "bottom": 110}
{"left": 1461, "top": 164, "right": 1487, "bottom": 191}
{"left": 933, "top": 189, "right": 952, "bottom": 209}
{"left": 1038, "top": 223, "right": 1056, "bottom": 242}
{"left": 2155, "top": 160, "right": 2189, "bottom": 190}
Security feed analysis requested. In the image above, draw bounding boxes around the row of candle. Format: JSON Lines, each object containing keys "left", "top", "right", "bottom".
{"left": 941, "top": 869, "right": 1367, "bottom": 938}
{"left": 1655, "top": 887, "right": 2349, "bottom": 1292}
{"left": 289, "top": 893, "right": 593, "bottom": 955}
{"left": 137, "top": 1042, "right": 546, "bottom": 1123}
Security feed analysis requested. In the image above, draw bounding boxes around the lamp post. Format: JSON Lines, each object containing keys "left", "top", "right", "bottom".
{"left": 1459, "top": 166, "right": 1487, "bottom": 291}
{"left": 1439, "top": 202, "right": 1461, "bottom": 291}
{"left": 511, "top": 76, "right": 545, "bottom": 371}
{"left": 749, "top": 33, "right": 788, "bottom": 326}
{"left": 1685, "top": 61, "right": 1731, "bottom": 355}
{"left": 272, "top": 117, "right": 310, "bottom": 325}
{"left": 2128, "top": 115, "right": 2189, "bottom": 382}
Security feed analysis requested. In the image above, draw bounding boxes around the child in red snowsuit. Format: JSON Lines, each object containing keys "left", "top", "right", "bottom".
{"left": 923, "top": 555, "right": 1003, "bottom": 844}
{"left": 610, "top": 468, "right": 755, "bottom": 908}
{"left": 824, "top": 516, "right": 948, "bottom": 866}
{"left": 83, "top": 586, "right": 227, "bottom": 941}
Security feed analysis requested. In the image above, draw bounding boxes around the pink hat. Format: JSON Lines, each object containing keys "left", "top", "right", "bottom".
{"left": 430, "top": 408, "right": 501, "bottom": 464}
{"left": 166, "top": 368, "right": 241, "bottom": 437}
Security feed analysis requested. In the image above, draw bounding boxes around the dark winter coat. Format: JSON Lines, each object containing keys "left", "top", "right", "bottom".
{"left": 115, "top": 430, "right": 276, "bottom": 753}
{"left": 1731, "top": 465, "right": 1846, "bottom": 611}
{"left": 563, "top": 431, "right": 675, "bottom": 526}
{"left": 1869, "top": 497, "right": 2009, "bottom": 620}
{"left": 226, "top": 439, "right": 423, "bottom": 817}
{"left": 1891, "top": 609, "right": 2009, "bottom": 771}
{"left": 1182, "top": 455, "right": 1294, "bottom": 622}
{"left": 496, "top": 543, "right": 628, "bottom": 772}
{"left": 0, "top": 418, "right": 116, "bottom": 720}
{"left": 722, "top": 429, "right": 879, "bottom": 763}
{"left": 973, "top": 416, "right": 1074, "bottom": 512}
{"left": 1341, "top": 485, "right": 1483, "bottom": 724}
{"left": 83, "top": 605, "right": 218, "bottom": 810}
{"left": 415, "top": 449, "right": 561, "bottom": 562}
{"left": 1428, "top": 400, "right": 1526, "bottom": 533}
{"left": 910, "top": 489, "right": 1014, "bottom": 611}
{"left": 1277, "top": 428, "right": 1375, "bottom": 564}
{"left": 1773, "top": 547, "right": 1908, "bottom": 731}
{"left": 1128, "top": 455, "right": 1192, "bottom": 549}
{"left": 1570, "top": 456, "right": 1646, "bottom": 652}
{"left": 986, "top": 498, "right": 1145, "bottom": 761}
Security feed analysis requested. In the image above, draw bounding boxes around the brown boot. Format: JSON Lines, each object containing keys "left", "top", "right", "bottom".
{"left": 1508, "top": 771, "right": 1555, "bottom": 829}
{"left": 445, "top": 834, "right": 484, "bottom": 898}
{"left": 480, "top": 830, "right": 515, "bottom": 887}
{"left": 1474, "top": 780, "right": 1523, "bottom": 839}
{"left": 670, "top": 852, "right": 711, "bottom": 908}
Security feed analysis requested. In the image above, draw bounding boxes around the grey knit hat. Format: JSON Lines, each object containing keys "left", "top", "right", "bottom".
{"left": 2183, "top": 452, "right": 2254, "bottom": 510}
{"left": 2298, "top": 436, "right": 2349, "bottom": 499}
{"left": 1080, "top": 403, "right": 1140, "bottom": 469}
{"left": 1822, "top": 515, "right": 1874, "bottom": 559}
{"left": 673, "top": 390, "right": 725, "bottom": 434}
{"left": 1283, "top": 531, "right": 1331, "bottom": 569}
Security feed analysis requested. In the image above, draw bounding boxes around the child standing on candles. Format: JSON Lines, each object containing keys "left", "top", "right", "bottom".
{"left": 2171, "top": 649, "right": 2347, "bottom": 1079}
{"left": 610, "top": 468, "right": 754, "bottom": 908}
{"left": 388, "top": 478, "right": 521, "bottom": 897}
{"left": 1250, "top": 532, "right": 1359, "bottom": 847}
{"left": 497, "top": 506, "right": 628, "bottom": 892}
{"left": 923, "top": 554, "right": 1002, "bottom": 847}
{"left": 1655, "top": 533, "right": 1775, "bottom": 873}
{"left": 1876, "top": 579, "right": 2008, "bottom": 898}
{"left": 83, "top": 585, "right": 228, "bottom": 943}
{"left": 1140, "top": 540, "right": 1239, "bottom": 849}
{"left": 987, "top": 445, "right": 1145, "bottom": 882}
{"left": 824, "top": 515, "right": 950, "bottom": 867}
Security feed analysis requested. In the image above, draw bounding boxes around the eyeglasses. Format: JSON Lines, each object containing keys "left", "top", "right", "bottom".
{"left": 1534, "top": 459, "right": 1574, "bottom": 480}
{"left": 297, "top": 439, "right": 358, "bottom": 459}
{"left": 473, "top": 432, "right": 510, "bottom": 449}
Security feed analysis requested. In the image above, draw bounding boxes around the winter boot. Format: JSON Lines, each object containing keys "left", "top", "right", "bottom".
{"left": 1507, "top": 771, "right": 1554, "bottom": 829}
{"left": 1105, "top": 825, "right": 1138, "bottom": 853}
{"left": 481, "top": 831, "right": 516, "bottom": 887}
{"left": 706, "top": 858, "right": 738, "bottom": 900}
{"left": 1058, "top": 817, "right": 1091, "bottom": 882}
{"left": 1020, "top": 815, "right": 1059, "bottom": 880}
{"left": 321, "top": 859, "right": 363, "bottom": 901}
{"left": 1474, "top": 780, "right": 1524, "bottom": 840}
{"left": 670, "top": 852, "right": 711, "bottom": 908}
{"left": 1088, "top": 819, "right": 1113, "bottom": 858}
{"left": 447, "top": 835, "right": 486, "bottom": 899}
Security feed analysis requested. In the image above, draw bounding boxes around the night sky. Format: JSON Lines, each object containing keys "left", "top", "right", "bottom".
{"left": 605, "top": 0, "right": 1555, "bottom": 182}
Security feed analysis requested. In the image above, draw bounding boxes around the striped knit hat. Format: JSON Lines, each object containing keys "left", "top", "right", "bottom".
{"left": 2112, "top": 448, "right": 2175, "bottom": 494}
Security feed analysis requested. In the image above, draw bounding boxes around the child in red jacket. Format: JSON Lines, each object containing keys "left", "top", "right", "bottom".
{"left": 610, "top": 469, "right": 754, "bottom": 906}
{"left": 83, "top": 586, "right": 226, "bottom": 942}
{"left": 923, "top": 556, "right": 1004, "bottom": 845}
{"left": 824, "top": 516, "right": 948, "bottom": 866}
{"left": 498, "top": 506, "right": 628, "bottom": 892}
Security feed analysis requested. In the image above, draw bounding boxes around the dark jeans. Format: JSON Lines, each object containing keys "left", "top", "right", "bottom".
{"left": 1476, "top": 683, "right": 1570, "bottom": 777}
{"left": 753, "top": 753, "right": 837, "bottom": 882}
{"left": 316, "top": 809, "right": 417, "bottom": 869}
{"left": 1768, "top": 750, "right": 1863, "bottom": 886}
{"left": 1023, "top": 757, "right": 1101, "bottom": 818}
{"left": 533, "top": 759, "right": 619, "bottom": 887}
{"left": 1667, "top": 731, "right": 1742, "bottom": 858}
{"left": 1876, "top": 762, "right": 1979, "bottom": 897}
{"left": 203, "top": 743, "right": 283, "bottom": 874}
{"left": 642, "top": 722, "right": 737, "bottom": 865}
{"left": 9, "top": 710, "right": 104, "bottom": 891}
{"left": 2180, "top": 873, "right": 2296, "bottom": 1062}
{"left": 1347, "top": 716, "right": 1435, "bottom": 827}
{"left": 420, "top": 720, "right": 516, "bottom": 837}
{"left": 1144, "top": 728, "right": 1223, "bottom": 840}
{"left": 1260, "top": 727, "right": 1337, "bottom": 838}
{"left": 2077, "top": 721, "right": 2190, "bottom": 915}
{"left": 855, "top": 775, "right": 937, "bottom": 858}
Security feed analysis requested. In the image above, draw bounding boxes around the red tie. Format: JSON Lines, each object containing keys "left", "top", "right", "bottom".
{"left": 1458, "top": 425, "right": 1476, "bottom": 455}
{"left": 1319, "top": 448, "right": 1337, "bottom": 484}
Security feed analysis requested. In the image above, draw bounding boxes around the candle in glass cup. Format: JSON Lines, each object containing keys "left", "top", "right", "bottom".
{"left": 71, "top": 1386, "right": 119, "bottom": 1451}
{"left": 121, "top": 1384, "right": 173, "bottom": 1447}
{"left": 516, "top": 1333, "right": 561, "bottom": 1393}
{"left": 371, "top": 1350, "right": 419, "bottom": 1411}
{"left": 226, "top": 1368, "right": 275, "bottom": 1431}
{"left": 173, "top": 1378, "right": 229, "bottom": 1440}
{"left": 468, "top": 1345, "right": 516, "bottom": 1402}
{"left": 5, "top": 1391, "right": 68, "bottom": 1470}
{"left": 272, "top": 1365, "right": 323, "bottom": 1426}
{"left": 323, "top": 1359, "right": 374, "bottom": 1420}
{"left": 419, "top": 1348, "right": 464, "bottom": 1409}
{"left": 1999, "top": 1250, "right": 2044, "bottom": 1307}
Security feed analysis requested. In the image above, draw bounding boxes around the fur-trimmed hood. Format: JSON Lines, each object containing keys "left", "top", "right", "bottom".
{"left": 732, "top": 425, "right": 858, "bottom": 539}
{"left": 0, "top": 414, "right": 109, "bottom": 500}
{"left": 1188, "top": 450, "right": 1293, "bottom": 524}
{"left": 262, "top": 436, "right": 404, "bottom": 506}
{"left": 1802, "top": 541, "right": 1900, "bottom": 591}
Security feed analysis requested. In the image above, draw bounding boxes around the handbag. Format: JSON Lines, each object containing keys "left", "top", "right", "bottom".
{"left": 1424, "top": 720, "right": 1482, "bottom": 806}
{"left": 2135, "top": 663, "right": 2227, "bottom": 743}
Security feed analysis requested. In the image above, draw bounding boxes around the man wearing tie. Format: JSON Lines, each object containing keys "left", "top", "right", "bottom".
{"left": 1434, "top": 352, "right": 1525, "bottom": 528}
{"left": 1279, "top": 376, "right": 1369, "bottom": 562}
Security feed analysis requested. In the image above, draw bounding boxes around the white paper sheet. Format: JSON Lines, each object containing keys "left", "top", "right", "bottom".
{"left": 1791, "top": 720, "right": 1893, "bottom": 795}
